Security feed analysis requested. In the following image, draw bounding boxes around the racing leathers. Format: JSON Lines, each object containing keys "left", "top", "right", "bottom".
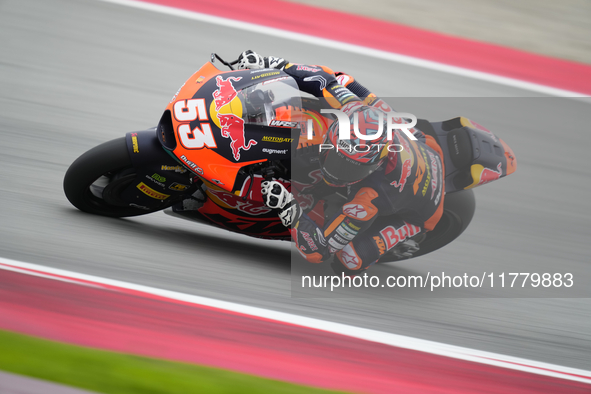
{"left": 244, "top": 52, "right": 445, "bottom": 272}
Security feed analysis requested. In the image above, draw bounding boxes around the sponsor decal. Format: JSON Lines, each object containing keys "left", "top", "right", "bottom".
{"left": 212, "top": 76, "right": 242, "bottom": 111}
{"left": 379, "top": 222, "right": 421, "bottom": 250}
{"left": 333, "top": 233, "right": 349, "bottom": 245}
{"left": 262, "top": 148, "right": 288, "bottom": 155}
{"left": 129, "top": 203, "right": 150, "bottom": 210}
{"left": 145, "top": 175, "right": 165, "bottom": 188}
{"left": 301, "top": 231, "right": 318, "bottom": 251}
{"left": 195, "top": 76, "right": 205, "bottom": 83}
{"left": 262, "top": 76, "right": 289, "bottom": 85}
{"left": 391, "top": 158, "right": 412, "bottom": 191}
{"left": 427, "top": 150, "right": 440, "bottom": 202}
{"left": 412, "top": 146, "right": 428, "bottom": 196}
{"left": 343, "top": 203, "right": 367, "bottom": 219}
{"left": 328, "top": 237, "right": 344, "bottom": 251}
{"left": 390, "top": 130, "right": 414, "bottom": 190}
{"left": 373, "top": 236, "right": 386, "bottom": 256}
{"left": 170, "top": 82, "right": 185, "bottom": 103}
{"left": 346, "top": 221, "right": 361, "bottom": 231}
{"left": 218, "top": 113, "right": 256, "bottom": 161}
{"left": 419, "top": 147, "right": 432, "bottom": 197}
{"left": 179, "top": 155, "right": 204, "bottom": 175}
{"left": 211, "top": 75, "right": 257, "bottom": 161}
{"left": 336, "top": 225, "right": 356, "bottom": 241}
{"left": 296, "top": 65, "right": 320, "bottom": 72}
{"left": 137, "top": 182, "right": 170, "bottom": 200}
{"left": 339, "top": 245, "right": 361, "bottom": 269}
{"left": 251, "top": 71, "right": 280, "bottom": 80}
{"left": 329, "top": 84, "right": 356, "bottom": 103}
{"left": 169, "top": 182, "right": 190, "bottom": 192}
{"left": 269, "top": 119, "right": 298, "bottom": 128}
{"left": 262, "top": 136, "right": 293, "bottom": 143}
{"left": 160, "top": 165, "right": 187, "bottom": 173}
{"left": 131, "top": 133, "right": 139, "bottom": 153}
{"left": 336, "top": 74, "right": 350, "bottom": 86}
{"left": 208, "top": 188, "right": 272, "bottom": 215}
{"left": 471, "top": 162, "right": 502, "bottom": 187}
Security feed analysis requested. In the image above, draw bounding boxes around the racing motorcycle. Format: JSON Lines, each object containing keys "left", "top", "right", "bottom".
{"left": 63, "top": 54, "right": 516, "bottom": 264}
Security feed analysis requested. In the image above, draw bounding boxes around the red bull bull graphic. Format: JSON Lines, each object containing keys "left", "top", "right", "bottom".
{"left": 390, "top": 131, "right": 415, "bottom": 192}
{"left": 212, "top": 76, "right": 242, "bottom": 111}
{"left": 211, "top": 75, "right": 257, "bottom": 161}
{"left": 467, "top": 162, "right": 503, "bottom": 189}
{"left": 391, "top": 159, "right": 412, "bottom": 192}
{"left": 379, "top": 222, "right": 422, "bottom": 250}
{"left": 217, "top": 113, "right": 257, "bottom": 161}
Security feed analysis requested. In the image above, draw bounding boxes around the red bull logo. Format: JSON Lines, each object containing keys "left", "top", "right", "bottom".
{"left": 218, "top": 113, "right": 257, "bottom": 161}
{"left": 391, "top": 159, "right": 412, "bottom": 192}
{"left": 467, "top": 162, "right": 503, "bottom": 189}
{"left": 212, "top": 76, "right": 242, "bottom": 111}
{"left": 379, "top": 222, "right": 422, "bottom": 250}
{"left": 211, "top": 75, "right": 257, "bottom": 161}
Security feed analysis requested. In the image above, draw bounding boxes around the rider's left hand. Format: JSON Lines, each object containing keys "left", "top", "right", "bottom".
{"left": 237, "top": 50, "right": 264, "bottom": 70}
{"left": 261, "top": 181, "right": 301, "bottom": 227}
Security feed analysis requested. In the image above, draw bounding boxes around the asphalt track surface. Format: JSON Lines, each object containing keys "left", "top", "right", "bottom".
{"left": 0, "top": 0, "right": 590, "bottom": 379}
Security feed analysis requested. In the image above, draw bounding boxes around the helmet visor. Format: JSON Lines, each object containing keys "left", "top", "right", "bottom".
{"left": 320, "top": 148, "right": 383, "bottom": 186}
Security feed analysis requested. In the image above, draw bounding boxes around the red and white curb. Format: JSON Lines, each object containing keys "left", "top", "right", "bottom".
{"left": 1, "top": 257, "right": 590, "bottom": 385}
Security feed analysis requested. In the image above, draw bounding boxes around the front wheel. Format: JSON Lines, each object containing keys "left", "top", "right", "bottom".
{"left": 63, "top": 137, "right": 173, "bottom": 217}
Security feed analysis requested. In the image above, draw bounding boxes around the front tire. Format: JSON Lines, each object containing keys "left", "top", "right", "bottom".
{"left": 63, "top": 137, "right": 171, "bottom": 217}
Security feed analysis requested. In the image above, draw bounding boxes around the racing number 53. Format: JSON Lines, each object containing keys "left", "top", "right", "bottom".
{"left": 174, "top": 99, "right": 217, "bottom": 149}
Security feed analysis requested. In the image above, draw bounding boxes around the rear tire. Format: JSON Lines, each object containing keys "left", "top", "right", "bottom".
{"left": 63, "top": 137, "right": 172, "bottom": 217}
{"left": 378, "top": 189, "right": 476, "bottom": 263}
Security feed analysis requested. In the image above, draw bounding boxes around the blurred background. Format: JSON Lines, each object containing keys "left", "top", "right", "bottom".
{"left": 0, "top": 0, "right": 590, "bottom": 393}
{"left": 288, "top": 0, "right": 591, "bottom": 64}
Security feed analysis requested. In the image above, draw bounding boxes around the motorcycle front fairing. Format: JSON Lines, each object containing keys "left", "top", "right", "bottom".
{"left": 158, "top": 62, "right": 303, "bottom": 193}
{"left": 115, "top": 129, "right": 198, "bottom": 210}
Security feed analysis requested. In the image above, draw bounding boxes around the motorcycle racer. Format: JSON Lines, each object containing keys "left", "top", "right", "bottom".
{"left": 237, "top": 50, "right": 445, "bottom": 274}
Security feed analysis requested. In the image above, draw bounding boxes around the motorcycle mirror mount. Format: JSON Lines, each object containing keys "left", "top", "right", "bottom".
{"left": 210, "top": 53, "right": 239, "bottom": 70}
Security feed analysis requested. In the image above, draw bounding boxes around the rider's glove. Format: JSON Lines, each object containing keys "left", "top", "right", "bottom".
{"left": 237, "top": 50, "right": 289, "bottom": 70}
{"left": 261, "top": 181, "right": 302, "bottom": 227}
{"left": 237, "top": 50, "right": 264, "bottom": 70}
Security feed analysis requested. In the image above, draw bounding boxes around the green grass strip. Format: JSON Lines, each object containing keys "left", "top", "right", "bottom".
{"left": 0, "top": 330, "right": 351, "bottom": 394}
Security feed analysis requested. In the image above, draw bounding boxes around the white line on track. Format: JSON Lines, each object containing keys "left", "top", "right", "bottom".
{"left": 1, "top": 257, "right": 590, "bottom": 384}
{"left": 96, "top": 0, "right": 591, "bottom": 99}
